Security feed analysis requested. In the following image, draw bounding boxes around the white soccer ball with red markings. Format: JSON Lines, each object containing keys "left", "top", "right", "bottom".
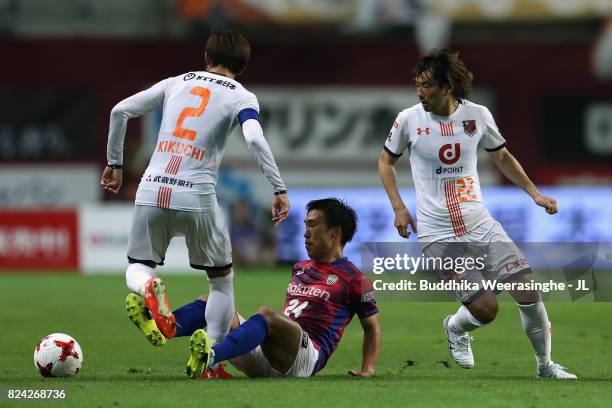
{"left": 33, "top": 333, "right": 83, "bottom": 377}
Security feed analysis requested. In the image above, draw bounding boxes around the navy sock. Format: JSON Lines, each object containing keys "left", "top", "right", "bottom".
{"left": 211, "top": 314, "right": 269, "bottom": 364}
{"left": 174, "top": 299, "right": 207, "bottom": 337}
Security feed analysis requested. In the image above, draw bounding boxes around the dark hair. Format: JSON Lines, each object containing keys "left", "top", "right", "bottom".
{"left": 205, "top": 29, "right": 251, "bottom": 75}
{"left": 306, "top": 198, "right": 358, "bottom": 246}
{"left": 414, "top": 49, "right": 473, "bottom": 101}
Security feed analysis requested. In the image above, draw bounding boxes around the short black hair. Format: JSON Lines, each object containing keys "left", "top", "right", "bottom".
{"left": 205, "top": 29, "right": 251, "bottom": 75}
{"left": 414, "top": 49, "right": 473, "bottom": 101}
{"left": 306, "top": 198, "right": 358, "bottom": 246}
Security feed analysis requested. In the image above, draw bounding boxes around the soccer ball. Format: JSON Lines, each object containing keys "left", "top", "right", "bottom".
{"left": 33, "top": 333, "right": 83, "bottom": 377}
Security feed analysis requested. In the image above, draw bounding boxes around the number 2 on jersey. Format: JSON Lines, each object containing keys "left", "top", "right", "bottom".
{"left": 284, "top": 299, "right": 309, "bottom": 318}
{"left": 172, "top": 86, "right": 211, "bottom": 141}
{"left": 456, "top": 176, "right": 477, "bottom": 202}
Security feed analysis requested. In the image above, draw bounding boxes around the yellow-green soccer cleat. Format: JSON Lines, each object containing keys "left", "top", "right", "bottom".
{"left": 186, "top": 329, "right": 214, "bottom": 379}
{"left": 125, "top": 293, "right": 167, "bottom": 346}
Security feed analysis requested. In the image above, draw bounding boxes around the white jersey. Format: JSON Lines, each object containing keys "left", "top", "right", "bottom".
{"left": 107, "top": 71, "right": 286, "bottom": 211}
{"left": 384, "top": 100, "right": 506, "bottom": 241}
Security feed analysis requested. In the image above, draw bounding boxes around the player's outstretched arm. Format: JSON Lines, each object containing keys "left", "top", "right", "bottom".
{"left": 348, "top": 313, "right": 381, "bottom": 378}
{"left": 488, "top": 147, "right": 558, "bottom": 214}
{"left": 241, "top": 119, "right": 289, "bottom": 226}
{"left": 378, "top": 150, "right": 417, "bottom": 237}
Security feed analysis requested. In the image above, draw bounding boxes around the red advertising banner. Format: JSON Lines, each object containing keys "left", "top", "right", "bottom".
{"left": 0, "top": 210, "right": 79, "bottom": 271}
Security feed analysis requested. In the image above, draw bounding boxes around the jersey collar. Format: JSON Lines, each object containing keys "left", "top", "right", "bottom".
{"left": 331, "top": 257, "right": 349, "bottom": 266}
{"left": 428, "top": 99, "right": 465, "bottom": 121}
{"left": 310, "top": 257, "right": 349, "bottom": 266}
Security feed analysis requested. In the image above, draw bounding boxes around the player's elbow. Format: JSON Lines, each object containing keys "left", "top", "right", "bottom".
{"left": 245, "top": 136, "right": 263, "bottom": 151}
{"left": 110, "top": 104, "right": 129, "bottom": 121}
{"left": 371, "top": 322, "right": 382, "bottom": 340}
{"left": 362, "top": 315, "right": 381, "bottom": 336}
{"left": 365, "top": 326, "right": 382, "bottom": 348}
{"left": 363, "top": 321, "right": 382, "bottom": 358}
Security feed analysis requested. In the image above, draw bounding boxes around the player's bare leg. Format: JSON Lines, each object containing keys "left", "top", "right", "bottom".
{"left": 213, "top": 303, "right": 302, "bottom": 378}
{"left": 507, "top": 272, "right": 577, "bottom": 379}
{"left": 444, "top": 291, "right": 498, "bottom": 368}
{"left": 256, "top": 306, "right": 303, "bottom": 374}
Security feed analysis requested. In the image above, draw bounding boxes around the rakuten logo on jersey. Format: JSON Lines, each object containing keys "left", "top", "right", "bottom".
{"left": 439, "top": 143, "right": 461, "bottom": 165}
{"left": 287, "top": 283, "right": 330, "bottom": 301}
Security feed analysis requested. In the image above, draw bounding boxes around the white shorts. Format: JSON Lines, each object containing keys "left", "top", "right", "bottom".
{"left": 229, "top": 317, "right": 319, "bottom": 378}
{"left": 421, "top": 218, "right": 531, "bottom": 302}
{"left": 127, "top": 203, "right": 232, "bottom": 271}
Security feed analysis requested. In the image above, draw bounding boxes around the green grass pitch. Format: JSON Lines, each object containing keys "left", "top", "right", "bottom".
{"left": 1, "top": 270, "right": 612, "bottom": 408}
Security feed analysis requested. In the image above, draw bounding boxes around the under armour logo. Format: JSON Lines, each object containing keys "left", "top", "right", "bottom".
{"left": 417, "top": 127, "right": 430, "bottom": 136}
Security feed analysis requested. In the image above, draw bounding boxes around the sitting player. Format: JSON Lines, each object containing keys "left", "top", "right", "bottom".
{"left": 126, "top": 198, "right": 381, "bottom": 378}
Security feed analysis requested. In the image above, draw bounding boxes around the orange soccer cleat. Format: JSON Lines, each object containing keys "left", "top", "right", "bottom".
{"left": 201, "top": 363, "right": 235, "bottom": 380}
{"left": 143, "top": 277, "right": 176, "bottom": 339}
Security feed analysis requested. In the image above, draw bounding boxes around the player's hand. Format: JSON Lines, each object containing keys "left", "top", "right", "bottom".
{"left": 271, "top": 193, "right": 290, "bottom": 228}
{"left": 533, "top": 193, "right": 558, "bottom": 215}
{"left": 100, "top": 166, "right": 123, "bottom": 194}
{"left": 394, "top": 207, "right": 417, "bottom": 238}
{"left": 348, "top": 369, "right": 374, "bottom": 377}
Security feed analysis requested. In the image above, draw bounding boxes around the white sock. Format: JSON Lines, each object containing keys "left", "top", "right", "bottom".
{"left": 205, "top": 271, "right": 235, "bottom": 343}
{"left": 126, "top": 263, "right": 156, "bottom": 296}
{"left": 448, "top": 305, "right": 485, "bottom": 333}
{"left": 518, "top": 302, "right": 551, "bottom": 367}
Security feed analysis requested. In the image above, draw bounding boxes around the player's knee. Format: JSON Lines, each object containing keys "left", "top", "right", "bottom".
{"left": 256, "top": 305, "right": 277, "bottom": 326}
{"left": 512, "top": 287, "right": 540, "bottom": 304}
{"left": 470, "top": 301, "right": 498, "bottom": 324}
{"left": 206, "top": 267, "right": 233, "bottom": 279}
{"left": 516, "top": 291, "right": 540, "bottom": 304}
{"left": 478, "top": 302, "right": 499, "bottom": 324}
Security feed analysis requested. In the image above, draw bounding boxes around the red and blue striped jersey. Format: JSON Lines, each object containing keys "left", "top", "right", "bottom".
{"left": 282, "top": 257, "right": 378, "bottom": 374}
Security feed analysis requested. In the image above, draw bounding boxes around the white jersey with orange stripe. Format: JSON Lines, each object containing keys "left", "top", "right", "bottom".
{"left": 384, "top": 100, "right": 506, "bottom": 241}
{"left": 106, "top": 71, "right": 286, "bottom": 211}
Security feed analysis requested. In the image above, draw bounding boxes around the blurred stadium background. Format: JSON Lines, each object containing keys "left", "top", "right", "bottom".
{"left": 1, "top": 0, "right": 612, "bottom": 275}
